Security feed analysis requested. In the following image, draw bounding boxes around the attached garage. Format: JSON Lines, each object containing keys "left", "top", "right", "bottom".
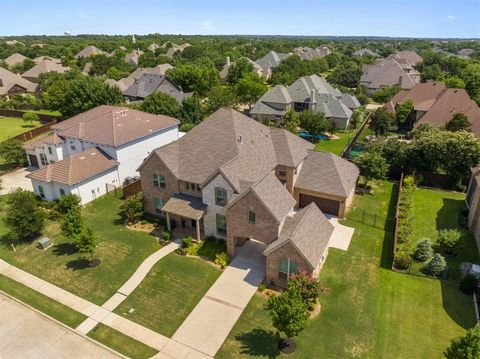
{"left": 298, "top": 193, "right": 340, "bottom": 216}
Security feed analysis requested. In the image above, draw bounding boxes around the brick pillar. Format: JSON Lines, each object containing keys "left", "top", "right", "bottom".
{"left": 227, "top": 235, "right": 236, "bottom": 257}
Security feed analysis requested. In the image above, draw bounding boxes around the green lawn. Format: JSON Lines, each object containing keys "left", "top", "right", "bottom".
{"left": 0, "top": 274, "right": 87, "bottom": 328}
{"left": 88, "top": 324, "right": 158, "bottom": 359}
{"left": 314, "top": 130, "right": 354, "bottom": 155}
{"left": 115, "top": 253, "right": 221, "bottom": 337}
{"left": 0, "top": 116, "right": 43, "bottom": 141}
{"left": 0, "top": 194, "right": 161, "bottom": 305}
{"left": 217, "top": 181, "right": 478, "bottom": 358}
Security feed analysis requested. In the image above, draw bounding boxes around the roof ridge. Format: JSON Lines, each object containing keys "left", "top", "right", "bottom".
{"left": 288, "top": 204, "right": 313, "bottom": 241}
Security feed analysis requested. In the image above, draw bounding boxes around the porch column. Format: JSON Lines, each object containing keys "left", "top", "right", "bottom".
{"left": 166, "top": 212, "right": 171, "bottom": 231}
{"left": 195, "top": 218, "right": 201, "bottom": 241}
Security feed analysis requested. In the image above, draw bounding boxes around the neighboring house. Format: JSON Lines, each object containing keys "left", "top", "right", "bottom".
{"left": 148, "top": 43, "right": 160, "bottom": 52}
{"left": 74, "top": 45, "right": 108, "bottom": 59}
{"left": 467, "top": 168, "right": 480, "bottom": 250}
{"left": 164, "top": 43, "right": 191, "bottom": 58}
{"left": 24, "top": 105, "right": 180, "bottom": 204}
{"left": 293, "top": 46, "right": 331, "bottom": 60}
{"left": 33, "top": 56, "right": 60, "bottom": 63}
{"left": 385, "top": 81, "right": 480, "bottom": 136}
{"left": 0, "top": 66, "right": 37, "bottom": 96}
{"left": 21, "top": 59, "right": 69, "bottom": 83}
{"left": 138, "top": 108, "right": 358, "bottom": 287}
{"left": 3, "top": 53, "right": 28, "bottom": 67}
{"left": 219, "top": 57, "right": 271, "bottom": 82}
{"left": 458, "top": 48, "right": 474, "bottom": 58}
{"left": 250, "top": 74, "right": 360, "bottom": 129}
{"left": 387, "top": 50, "right": 423, "bottom": 66}
{"left": 105, "top": 65, "right": 174, "bottom": 92}
{"left": 5, "top": 40, "right": 25, "bottom": 46}
{"left": 124, "top": 49, "right": 143, "bottom": 66}
{"left": 123, "top": 73, "right": 191, "bottom": 102}
{"left": 360, "top": 58, "right": 420, "bottom": 94}
{"left": 353, "top": 48, "right": 379, "bottom": 57}
{"left": 255, "top": 51, "right": 290, "bottom": 69}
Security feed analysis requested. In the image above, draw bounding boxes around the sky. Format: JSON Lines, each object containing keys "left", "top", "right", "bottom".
{"left": 1, "top": 0, "right": 479, "bottom": 38}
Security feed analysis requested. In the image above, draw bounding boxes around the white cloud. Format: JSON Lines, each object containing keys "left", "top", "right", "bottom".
{"left": 447, "top": 15, "right": 458, "bottom": 20}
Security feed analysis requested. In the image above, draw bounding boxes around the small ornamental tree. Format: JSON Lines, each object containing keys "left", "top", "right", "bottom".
{"left": 299, "top": 110, "right": 335, "bottom": 136}
{"left": 438, "top": 229, "right": 462, "bottom": 255}
{"left": 4, "top": 189, "right": 45, "bottom": 241}
{"left": 354, "top": 150, "right": 388, "bottom": 187}
{"left": 22, "top": 111, "right": 40, "bottom": 127}
{"left": 444, "top": 325, "right": 480, "bottom": 359}
{"left": 446, "top": 113, "right": 471, "bottom": 132}
{"left": 268, "top": 289, "right": 309, "bottom": 352}
{"left": 58, "top": 194, "right": 84, "bottom": 240}
{"left": 287, "top": 271, "right": 319, "bottom": 311}
{"left": 76, "top": 227, "right": 98, "bottom": 265}
{"left": 412, "top": 238, "right": 433, "bottom": 262}
{"left": 120, "top": 193, "right": 144, "bottom": 224}
{"left": 424, "top": 253, "right": 447, "bottom": 277}
{"left": 282, "top": 109, "right": 300, "bottom": 135}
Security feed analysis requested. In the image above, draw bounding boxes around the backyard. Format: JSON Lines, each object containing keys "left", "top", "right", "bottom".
{"left": 217, "top": 181, "right": 478, "bottom": 358}
{"left": 314, "top": 130, "right": 354, "bottom": 155}
{"left": 0, "top": 116, "right": 43, "bottom": 142}
{"left": 0, "top": 194, "right": 161, "bottom": 305}
{"left": 115, "top": 252, "right": 221, "bottom": 337}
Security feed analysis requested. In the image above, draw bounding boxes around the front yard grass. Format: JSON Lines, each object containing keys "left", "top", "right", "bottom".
{"left": 88, "top": 323, "right": 158, "bottom": 359}
{"left": 115, "top": 252, "right": 221, "bottom": 337}
{"left": 314, "top": 130, "right": 354, "bottom": 155}
{"left": 0, "top": 274, "right": 87, "bottom": 328}
{"left": 0, "top": 194, "right": 161, "bottom": 305}
{"left": 217, "top": 181, "right": 478, "bottom": 358}
{"left": 0, "top": 116, "right": 43, "bottom": 141}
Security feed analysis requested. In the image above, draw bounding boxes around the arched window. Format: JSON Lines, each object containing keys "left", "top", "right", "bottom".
{"left": 153, "top": 174, "right": 166, "bottom": 188}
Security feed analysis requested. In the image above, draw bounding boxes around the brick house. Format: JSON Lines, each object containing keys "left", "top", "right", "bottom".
{"left": 138, "top": 108, "right": 359, "bottom": 287}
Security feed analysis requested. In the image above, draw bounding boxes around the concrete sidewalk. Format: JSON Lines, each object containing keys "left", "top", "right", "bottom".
{"left": 173, "top": 240, "right": 266, "bottom": 357}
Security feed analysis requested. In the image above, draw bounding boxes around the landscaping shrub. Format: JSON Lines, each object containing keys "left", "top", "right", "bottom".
{"left": 396, "top": 176, "right": 416, "bottom": 250}
{"left": 214, "top": 252, "right": 230, "bottom": 269}
{"left": 438, "top": 229, "right": 462, "bottom": 255}
{"left": 119, "top": 193, "right": 144, "bottom": 224}
{"left": 412, "top": 238, "right": 433, "bottom": 262}
{"left": 394, "top": 249, "right": 412, "bottom": 270}
{"left": 287, "top": 272, "right": 320, "bottom": 311}
{"left": 258, "top": 283, "right": 266, "bottom": 292}
{"left": 424, "top": 253, "right": 447, "bottom": 277}
{"left": 161, "top": 231, "right": 171, "bottom": 241}
{"left": 182, "top": 236, "right": 193, "bottom": 248}
{"left": 459, "top": 274, "right": 478, "bottom": 295}
{"left": 197, "top": 237, "right": 227, "bottom": 260}
{"left": 444, "top": 325, "right": 480, "bottom": 358}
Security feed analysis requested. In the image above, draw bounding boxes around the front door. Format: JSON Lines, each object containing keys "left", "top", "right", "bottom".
{"left": 181, "top": 218, "right": 186, "bottom": 228}
{"left": 28, "top": 154, "right": 39, "bottom": 168}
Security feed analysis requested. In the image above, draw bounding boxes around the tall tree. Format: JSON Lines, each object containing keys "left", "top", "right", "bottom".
{"left": 354, "top": 150, "right": 389, "bottom": 186}
{"left": 445, "top": 325, "right": 480, "bottom": 359}
{"left": 227, "top": 58, "right": 254, "bottom": 84}
{"left": 299, "top": 110, "right": 335, "bottom": 136}
{"left": 140, "top": 92, "right": 181, "bottom": 118}
{"left": 395, "top": 100, "right": 414, "bottom": 125}
{"left": 369, "top": 107, "right": 395, "bottom": 136}
{"left": 445, "top": 113, "right": 471, "bottom": 132}
{"left": 282, "top": 109, "right": 300, "bottom": 135}
{"left": 235, "top": 72, "right": 268, "bottom": 109}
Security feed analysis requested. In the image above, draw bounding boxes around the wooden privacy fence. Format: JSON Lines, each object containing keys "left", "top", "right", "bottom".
{"left": 391, "top": 172, "right": 404, "bottom": 267}
{"left": 0, "top": 109, "right": 59, "bottom": 143}
{"left": 8, "top": 122, "right": 55, "bottom": 142}
{"left": 341, "top": 111, "right": 372, "bottom": 159}
{"left": 122, "top": 179, "right": 142, "bottom": 198}
{"left": 0, "top": 109, "right": 58, "bottom": 122}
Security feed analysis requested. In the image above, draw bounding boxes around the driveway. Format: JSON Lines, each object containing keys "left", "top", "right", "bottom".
{"left": 0, "top": 293, "right": 122, "bottom": 359}
{"left": 0, "top": 167, "right": 33, "bottom": 195}
{"left": 327, "top": 216, "right": 355, "bottom": 251}
{"left": 172, "top": 240, "right": 266, "bottom": 357}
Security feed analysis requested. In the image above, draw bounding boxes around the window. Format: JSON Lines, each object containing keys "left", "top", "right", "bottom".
{"left": 39, "top": 153, "right": 48, "bottom": 166}
{"left": 185, "top": 182, "right": 201, "bottom": 193}
{"left": 215, "top": 188, "right": 227, "bottom": 206}
{"left": 38, "top": 185, "right": 45, "bottom": 199}
{"left": 216, "top": 214, "right": 227, "bottom": 236}
{"left": 279, "top": 258, "right": 298, "bottom": 279}
{"left": 248, "top": 209, "right": 256, "bottom": 224}
{"left": 48, "top": 147, "right": 53, "bottom": 155}
{"left": 59, "top": 188, "right": 65, "bottom": 196}
{"left": 278, "top": 166, "right": 287, "bottom": 177}
{"left": 293, "top": 102, "right": 309, "bottom": 112}
{"left": 153, "top": 174, "right": 165, "bottom": 188}
{"left": 154, "top": 198, "right": 164, "bottom": 214}
{"left": 69, "top": 141, "right": 76, "bottom": 151}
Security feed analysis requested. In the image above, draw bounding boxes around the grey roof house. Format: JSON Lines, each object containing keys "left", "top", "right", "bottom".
{"left": 250, "top": 74, "right": 360, "bottom": 129}
{"left": 293, "top": 46, "right": 332, "bottom": 60}
{"left": 353, "top": 48, "right": 379, "bottom": 57}
{"left": 123, "top": 73, "right": 192, "bottom": 102}
{"left": 255, "top": 51, "right": 291, "bottom": 69}
{"left": 74, "top": 46, "right": 108, "bottom": 59}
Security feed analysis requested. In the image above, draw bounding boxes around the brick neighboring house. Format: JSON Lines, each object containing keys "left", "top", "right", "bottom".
{"left": 385, "top": 81, "right": 480, "bottom": 135}
{"left": 250, "top": 74, "right": 360, "bottom": 129}
{"left": 24, "top": 105, "right": 179, "bottom": 204}
{"left": 138, "top": 108, "right": 358, "bottom": 287}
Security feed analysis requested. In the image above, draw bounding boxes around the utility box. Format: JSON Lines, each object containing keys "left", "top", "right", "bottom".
{"left": 37, "top": 237, "right": 53, "bottom": 250}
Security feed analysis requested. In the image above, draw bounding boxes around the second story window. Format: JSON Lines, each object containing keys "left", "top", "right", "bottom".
{"left": 39, "top": 153, "right": 48, "bottom": 166}
{"left": 48, "top": 147, "right": 53, "bottom": 155}
{"left": 215, "top": 187, "right": 227, "bottom": 206}
{"left": 278, "top": 166, "right": 287, "bottom": 177}
{"left": 248, "top": 208, "right": 256, "bottom": 224}
{"left": 185, "top": 182, "right": 201, "bottom": 193}
{"left": 69, "top": 140, "right": 76, "bottom": 151}
{"left": 153, "top": 174, "right": 166, "bottom": 188}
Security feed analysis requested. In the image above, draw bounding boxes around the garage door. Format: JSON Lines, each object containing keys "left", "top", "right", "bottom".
{"left": 299, "top": 193, "right": 340, "bottom": 216}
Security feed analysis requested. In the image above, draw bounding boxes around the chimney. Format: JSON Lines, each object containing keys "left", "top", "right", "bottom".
{"left": 309, "top": 89, "right": 316, "bottom": 110}
{"left": 239, "top": 135, "right": 244, "bottom": 144}
{"left": 226, "top": 56, "right": 231, "bottom": 67}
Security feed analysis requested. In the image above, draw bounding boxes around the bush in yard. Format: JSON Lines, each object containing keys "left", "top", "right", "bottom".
{"left": 182, "top": 236, "right": 194, "bottom": 248}
{"left": 459, "top": 274, "right": 478, "bottom": 295}
{"left": 394, "top": 249, "right": 412, "bottom": 270}
{"left": 354, "top": 150, "right": 388, "bottom": 187}
{"left": 412, "top": 238, "right": 433, "bottom": 262}
{"left": 424, "top": 253, "right": 447, "bottom": 277}
{"left": 396, "top": 176, "right": 416, "bottom": 247}
{"left": 4, "top": 189, "right": 45, "bottom": 241}
{"left": 161, "top": 231, "right": 171, "bottom": 241}
{"left": 268, "top": 288, "right": 309, "bottom": 352}
{"left": 444, "top": 325, "right": 480, "bottom": 359}
{"left": 287, "top": 271, "right": 320, "bottom": 311}
{"left": 0, "top": 139, "right": 27, "bottom": 167}
{"left": 214, "top": 252, "right": 230, "bottom": 268}
{"left": 438, "top": 229, "right": 462, "bottom": 255}
{"left": 120, "top": 193, "right": 144, "bottom": 224}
